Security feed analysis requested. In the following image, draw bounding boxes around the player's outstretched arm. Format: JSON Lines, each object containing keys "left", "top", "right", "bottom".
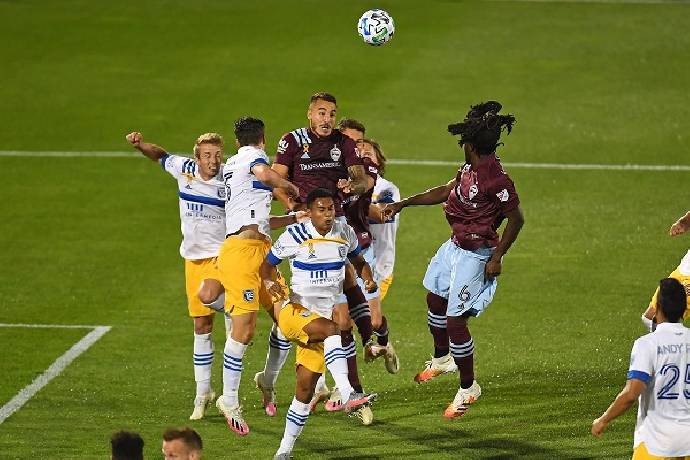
{"left": 253, "top": 163, "right": 300, "bottom": 198}
{"left": 270, "top": 163, "right": 302, "bottom": 212}
{"left": 485, "top": 206, "right": 525, "bottom": 278}
{"left": 349, "top": 254, "right": 377, "bottom": 293}
{"left": 125, "top": 132, "right": 168, "bottom": 162}
{"left": 670, "top": 211, "right": 690, "bottom": 236}
{"left": 269, "top": 211, "right": 308, "bottom": 230}
{"left": 591, "top": 378, "right": 645, "bottom": 437}
{"left": 382, "top": 178, "right": 456, "bottom": 219}
{"left": 341, "top": 165, "right": 375, "bottom": 195}
{"left": 259, "top": 259, "right": 285, "bottom": 300}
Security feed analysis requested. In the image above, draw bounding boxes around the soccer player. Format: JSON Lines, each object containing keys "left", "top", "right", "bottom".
{"left": 110, "top": 431, "right": 144, "bottom": 460}
{"left": 592, "top": 278, "right": 690, "bottom": 459}
{"left": 641, "top": 211, "right": 690, "bottom": 331}
{"left": 259, "top": 188, "right": 378, "bottom": 459}
{"left": 268, "top": 95, "right": 375, "bottom": 414}
{"left": 196, "top": 117, "right": 300, "bottom": 436}
{"left": 383, "top": 101, "right": 524, "bottom": 418}
{"left": 126, "top": 131, "right": 228, "bottom": 421}
{"left": 162, "top": 427, "right": 203, "bottom": 460}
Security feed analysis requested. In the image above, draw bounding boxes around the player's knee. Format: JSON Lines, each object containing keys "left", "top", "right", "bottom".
{"left": 234, "top": 328, "right": 254, "bottom": 344}
{"left": 324, "top": 320, "right": 339, "bottom": 337}
{"left": 197, "top": 287, "right": 217, "bottom": 306}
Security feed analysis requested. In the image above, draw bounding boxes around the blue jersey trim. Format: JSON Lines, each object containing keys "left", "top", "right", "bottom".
{"left": 293, "top": 260, "right": 345, "bottom": 271}
{"left": 252, "top": 180, "right": 273, "bottom": 191}
{"left": 159, "top": 153, "right": 170, "bottom": 169}
{"left": 267, "top": 251, "right": 282, "bottom": 266}
{"left": 627, "top": 370, "right": 651, "bottom": 383}
{"left": 178, "top": 192, "right": 225, "bottom": 208}
{"left": 347, "top": 245, "right": 362, "bottom": 259}
{"left": 249, "top": 158, "right": 269, "bottom": 173}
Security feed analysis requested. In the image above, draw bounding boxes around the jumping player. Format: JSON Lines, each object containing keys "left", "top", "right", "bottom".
{"left": 383, "top": 101, "right": 524, "bottom": 418}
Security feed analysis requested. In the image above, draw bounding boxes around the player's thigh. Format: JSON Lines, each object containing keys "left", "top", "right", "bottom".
{"left": 631, "top": 442, "right": 687, "bottom": 460}
{"left": 218, "top": 238, "right": 268, "bottom": 315}
{"left": 295, "top": 342, "right": 326, "bottom": 375}
{"left": 447, "top": 247, "right": 496, "bottom": 317}
{"left": 278, "top": 303, "right": 321, "bottom": 346}
{"left": 423, "top": 239, "right": 454, "bottom": 298}
{"left": 185, "top": 258, "right": 216, "bottom": 317}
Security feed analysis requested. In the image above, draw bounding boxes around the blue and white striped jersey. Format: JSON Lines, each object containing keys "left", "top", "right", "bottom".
{"left": 223, "top": 146, "right": 272, "bottom": 238}
{"left": 161, "top": 154, "right": 226, "bottom": 260}
{"left": 267, "top": 220, "right": 361, "bottom": 319}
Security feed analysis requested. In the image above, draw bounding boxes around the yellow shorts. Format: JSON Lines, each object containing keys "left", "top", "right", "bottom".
{"left": 633, "top": 442, "right": 690, "bottom": 460}
{"left": 217, "top": 237, "right": 288, "bottom": 316}
{"left": 185, "top": 257, "right": 218, "bottom": 317}
{"left": 648, "top": 267, "right": 690, "bottom": 320}
{"left": 278, "top": 303, "right": 326, "bottom": 374}
{"left": 379, "top": 275, "right": 394, "bottom": 302}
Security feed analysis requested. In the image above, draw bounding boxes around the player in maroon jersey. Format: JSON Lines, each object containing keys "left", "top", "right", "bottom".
{"left": 383, "top": 101, "right": 524, "bottom": 419}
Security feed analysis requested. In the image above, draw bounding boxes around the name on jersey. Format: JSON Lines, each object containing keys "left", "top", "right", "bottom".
{"left": 657, "top": 343, "right": 690, "bottom": 355}
{"left": 299, "top": 161, "right": 340, "bottom": 171}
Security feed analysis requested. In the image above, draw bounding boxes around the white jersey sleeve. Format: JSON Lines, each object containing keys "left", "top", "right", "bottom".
{"left": 161, "top": 154, "right": 196, "bottom": 179}
{"left": 345, "top": 224, "right": 362, "bottom": 258}
{"left": 628, "top": 337, "right": 654, "bottom": 384}
{"left": 267, "top": 229, "right": 301, "bottom": 264}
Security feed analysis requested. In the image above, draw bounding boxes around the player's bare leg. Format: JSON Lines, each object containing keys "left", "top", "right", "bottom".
{"left": 189, "top": 314, "right": 215, "bottom": 420}
{"left": 217, "top": 310, "right": 257, "bottom": 436}
{"left": 198, "top": 279, "right": 232, "bottom": 335}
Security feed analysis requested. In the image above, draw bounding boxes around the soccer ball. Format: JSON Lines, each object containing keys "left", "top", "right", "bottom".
{"left": 357, "top": 9, "right": 395, "bottom": 46}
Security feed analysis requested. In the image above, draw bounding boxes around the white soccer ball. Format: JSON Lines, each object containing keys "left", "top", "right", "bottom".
{"left": 357, "top": 9, "right": 395, "bottom": 46}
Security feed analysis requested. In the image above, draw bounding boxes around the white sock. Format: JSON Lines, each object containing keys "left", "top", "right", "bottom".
{"left": 315, "top": 374, "right": 327, "bottom": 393}
{"left": 222, "top": 337, "right": 247, "bottom": 407}
{"left": 323, "top": 335, "right": 353, "bottom": 401}
{"left": 264, "top": 323, "right": 291, "bottom": 387}
{"left": 193, "top": 333, "right": 213, "bottom": 396}
{"left": 224, "top": 313, "right": 233, "bottom": 337}
{"left": 277, "top": 397, "right": 310, "bottom": 455}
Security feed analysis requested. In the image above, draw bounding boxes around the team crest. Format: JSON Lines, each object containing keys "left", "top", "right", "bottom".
{"left": 468, "top": 184, "right": 478, "bottom": 200}
{"left": 338, "top": 246, "right": 347, "bottom": 258}
{"left": 277, "top": 138, "right": 289, "bottom": 154}
{"left": 243, "top": 289, "right": 255, "bottom": 302}
{"left": 330, "top": 144, "right": 342, "bottom": 161}
{"left": 496, "top": 189, "right": 509, "bottom": 202}
{"left": 217, "top": 187, "right": 226, "bottom": 199}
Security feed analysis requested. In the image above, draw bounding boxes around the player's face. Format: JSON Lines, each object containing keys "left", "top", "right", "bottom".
{"left": 308, "top": 100, "right": 337, "bottom": 137}
{"left": 340, "top": 127, "right": 364, "bottom": 143}
{"left": 358, "top": 142, "right": 379, "bottom": 166}
{"left": 308, "top": 197, "right": 335, "bottom": 234}
{"left": 162, "top": 439, "right": 195, "bottom": 460}
{"left": 195, "top": 143, "right": 223, "bottom": 179}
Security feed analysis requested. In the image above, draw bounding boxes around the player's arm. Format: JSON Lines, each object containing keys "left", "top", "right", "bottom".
{"left": 348, "top": 252, "right": 377, "bottom": 293}
{"left": 670, "top": 211, "right": 690, "bottom": 236}
{"left": 485, "top": 206, "right": 525, "bottom": 278}
{"left": 271, "top": 163, "right": 302, "bottom": 212}
{"left": 269, "top": 211, "right": 308, "bottom": 230}
{"left": 253, "top": 163, "right": 299, "bottom": 198}
{"left": 125, "top": 132, "right": 168, "bottom": 162}
{"left": 591, "top": 378, "right": 646, "bottom": 437}
{"left": 367, "top": 204, "right": 385, "bottom": 224}
{"left": 339, "top": 165, "right": 374, "bottom": 195}
{"left": 383, "top": 178, "right": 456, "bottom": 219}
{"left": 260, "top": 254, "right": 285, "bottom": 300}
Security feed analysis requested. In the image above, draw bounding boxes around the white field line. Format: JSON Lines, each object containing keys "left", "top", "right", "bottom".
{"left": 0, "top": 151, "right": 688, "bottom": 172}
{"left": 487, "top": 0, "right": 690, "bottom": 4}
{"left": 0, "top": 324, "right": 111, "bottom": 424}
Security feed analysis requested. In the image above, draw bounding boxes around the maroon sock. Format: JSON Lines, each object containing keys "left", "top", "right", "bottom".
{"left": 340, "top": 329, "right": 363, "bottom": 393}
{"left": 446, "top": 316, "right": 474, "bottom": 389}
{"left": 374, "top": 316, "right": 389, "bottom": 346}
{"left": 426, "top": 292, "right": 449, "bottom": 358}
{"left": 345, "top": 285, "right": 373, "bottom": 345}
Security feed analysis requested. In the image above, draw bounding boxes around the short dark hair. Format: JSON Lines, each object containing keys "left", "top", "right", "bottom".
{"left": 657, "top": 278, "right": 687, "bottom": 323}
{"left": 310, "top": 92, "right": 337, "bottom": 106}
{"left": 111, "top": 431, "right": 144, "bottom": 460}
{"left": 338, "top": 118, "right": 366, "bottom": 134}
{"left": 306, "top": 188, "right": 334, "bottom": 208}
{"left": 448, "top": 101, "right": 516, "bottom": 156}
{"left": 234, "top": 117, "right": 265, "bottom": 147}
{"left": 162, "top": 427, "right": 202, "bottom": 452}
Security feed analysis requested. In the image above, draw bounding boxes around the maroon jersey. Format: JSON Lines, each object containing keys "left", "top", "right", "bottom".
{"left": 275, "top": 127, "right": 362, "bottom": 215}
{"left": 444, "top": 154, "right": 520, "bottom": 250}
{"left": 342, "top": 157, "right": 379, "bottom": 248}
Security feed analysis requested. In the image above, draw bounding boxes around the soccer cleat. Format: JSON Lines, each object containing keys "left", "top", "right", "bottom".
{"left": 189, "top": 391, "right": 216, "bottom": 420}
{"left": 308, "top": 379, "right": 330, "bottom": 413}
{"left": 363, "top": 338, "right": 386, "bottom": 363}
{"left": 443, "top": 381, "right": 481, "bottom": 419}
{"left": 325, "top": 386, "right": 343, "bottom": 412}
{"left": 414, "top": 354, "right": 457, "bottom": 383}
{"left": 254, "top": 371, "right": 277, "bottom": 417}
{"left": 383, "top": 343, "right": 400, "bottom": 374}
{"left": 216, "top": 397, "right": 249, "bottom": 436}
{"left": 352, "top": 405, "right": 374, "bottom": 425}
{"left": 344, "top": 392, "right": 378, "bottom": 414}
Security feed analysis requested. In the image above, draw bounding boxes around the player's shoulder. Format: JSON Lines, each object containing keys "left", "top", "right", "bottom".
{"left": 283, "top": 221, "right": 314, "bottom": 244}
{"left": 284, "top": 127, "right": 312, "bottom": 147}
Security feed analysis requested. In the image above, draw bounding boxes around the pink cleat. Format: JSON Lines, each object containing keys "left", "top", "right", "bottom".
{"left": 216, "top": 397, "right": 249, "bottom": 436}
{"left": 254, "top": 371, "right": 277, "bottom": 417}
{"left": 325, "top": 387, "right": 343, "bottom": 412}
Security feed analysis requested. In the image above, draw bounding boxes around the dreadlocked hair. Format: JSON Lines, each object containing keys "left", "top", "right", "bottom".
{"left": 447, "top": 101, "right": 516, "bottom": 156}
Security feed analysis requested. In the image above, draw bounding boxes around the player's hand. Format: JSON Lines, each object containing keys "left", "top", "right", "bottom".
{"left": 670, "top": 212, "right": 690, "bottom": 236}
{"left": 294, "top": 210, "right": 309, "bottom": 223}
{"left": 126, "top": 132, "right": 142, "bottom": 148}
{"left": 591, "top": 417, "right": 607, "bottom": 437}
{"left": 363, "top": 278, "right": 378, "bottom": 294}
{"left": 264, "top": 279, "right": 286, "bottom": 301}
{"left": 485, "top": 257, "right": 502, "bottom": 279}
{"left": 382, "top": 201, "right": 404, "bottom": 220}
{"left": 284, "top": 182, "right": 300, "bottom": 200}
{"left": 337, "top": 178, "right": 352, "bottom": 194}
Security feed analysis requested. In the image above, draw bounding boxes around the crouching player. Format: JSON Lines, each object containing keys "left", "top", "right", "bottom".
{"left": 260, "top": 188, "right": 378, "bottom": 459}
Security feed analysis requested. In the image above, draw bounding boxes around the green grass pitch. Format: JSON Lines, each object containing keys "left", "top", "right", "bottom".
{"left": 1, "top": 0, "right": 689, "bottom": 458}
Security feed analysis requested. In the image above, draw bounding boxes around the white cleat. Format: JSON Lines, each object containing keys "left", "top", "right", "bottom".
{"left": 352, "top": 405, "right": 374, "bottom": 425}
{"left": 443, "top": 381, "right": 481, "bottom": 419}
{"left": 383, "top": 343, "right": 400, "bottom": 374}
{"left": 189, "top": 391, "right": 216, "bottom": 420}
{"left": 308, "top": 378, "right": 330, "bottom": 413}
{"left": 324, "top": 386, "right": 342, "bottom": 412}
{"left": 414, "top": 354, "right": 457, "bottom": 383}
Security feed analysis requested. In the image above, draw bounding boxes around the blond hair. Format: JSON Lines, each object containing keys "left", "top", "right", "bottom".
{"left": 193, "top": 132, "right": 224, "bottom": 157}
{"left": 361, "top": 138, "right": 387, "bottom": 176}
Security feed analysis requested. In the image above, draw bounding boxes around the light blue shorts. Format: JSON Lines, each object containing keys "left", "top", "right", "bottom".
{"left": 423, "top": 239, "right": 497, "bottom": 317}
